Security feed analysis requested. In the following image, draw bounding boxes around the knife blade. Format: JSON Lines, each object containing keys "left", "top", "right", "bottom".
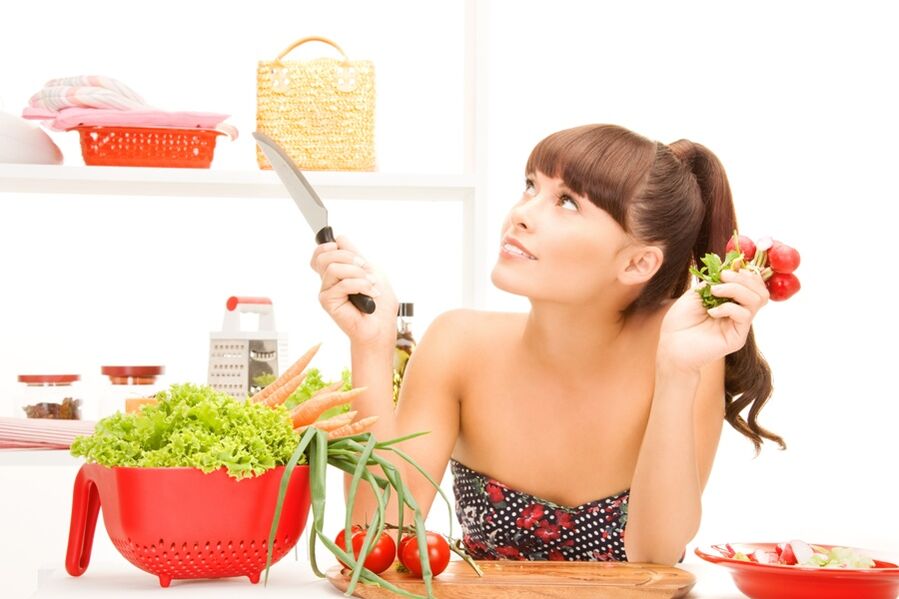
{"left": 253, "top": 131, "right": 376, "bottom": 314}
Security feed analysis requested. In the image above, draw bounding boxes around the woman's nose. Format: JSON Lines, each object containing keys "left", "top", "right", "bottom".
{"left": 510, "top": 196, "right": 539, "bottom": 230}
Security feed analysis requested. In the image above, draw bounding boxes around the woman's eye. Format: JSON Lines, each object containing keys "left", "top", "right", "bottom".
{"left": 524, "top": 179, "right": 536, "bottom": 195}
{"left": 558, "top": 195, "right": 578, "bottom": 211}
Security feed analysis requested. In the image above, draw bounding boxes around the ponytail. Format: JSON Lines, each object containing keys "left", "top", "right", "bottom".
{"left": 669, "top": 140, "right": 786, "bottom": 455}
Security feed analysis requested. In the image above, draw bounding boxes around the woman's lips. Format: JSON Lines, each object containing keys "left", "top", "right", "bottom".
{"left": 500, "top": 238, "right": 537, "bottom": 260}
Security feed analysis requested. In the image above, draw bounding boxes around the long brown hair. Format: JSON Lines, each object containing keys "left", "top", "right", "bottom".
{"left": 526, "top": 124, "right": 785, "bottom": 454}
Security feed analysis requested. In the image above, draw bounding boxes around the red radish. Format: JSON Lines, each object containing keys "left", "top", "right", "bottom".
{"left": 790, "top": 540, "right": 814, "bottom": 564}
{"left": 768, "top": 242, "right": 801, "bottom": 274}
{"left": 779, "top": 542, "right": 798, "bottom": 565}
{"left": 726, "top": 234, "right": 757, "bottom": 261}
{"left": 767, "top": 272, "right": 801, "bottom": 301}
{"left": 751, "top": 549, "right": 777, "bottom": 564}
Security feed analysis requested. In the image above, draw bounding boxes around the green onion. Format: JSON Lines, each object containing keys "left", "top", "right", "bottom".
{"left": 265, "top": 427, "right": 479, "bottom": 599}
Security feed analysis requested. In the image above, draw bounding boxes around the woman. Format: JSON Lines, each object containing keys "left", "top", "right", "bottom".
{"left": 310, "top": 124, "right": 785, "bottom": 565}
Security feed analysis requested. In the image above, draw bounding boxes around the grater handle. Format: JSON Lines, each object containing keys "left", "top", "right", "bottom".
{"left": 222, "top": 297, "right": 276, "bottom": 333}
{"left": 65, "top": 465, "right": 101, "bottom": 577}
{"left": 226, "top": 296, "right": 273, "bottom": 313}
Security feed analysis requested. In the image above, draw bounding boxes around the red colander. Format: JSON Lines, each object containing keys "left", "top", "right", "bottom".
{"left": 66, "top": 463, "right": 312, "bottom": 587}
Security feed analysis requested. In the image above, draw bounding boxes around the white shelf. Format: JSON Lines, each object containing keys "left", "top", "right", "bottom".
{"left": 0, "top": 449, "right": 80, "bottom": 467}
{"left": 0, "top": 164, "right": 475, "bottom": 202}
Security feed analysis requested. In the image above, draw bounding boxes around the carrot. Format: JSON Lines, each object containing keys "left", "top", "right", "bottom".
{"left": 328, "top": 415, "right": 379, "bottom": 440}
{"left": 259, "top": 373, "right": 306, "bottom": 408}
{"left": 294, "top": 410, "right": 358, "bottom": 434}
{"left": 309, "top": 380, "right": 343, "bottom": 399}
{"left": 289, "top": 387, "right": 367, "bottom": 429}
{"left": 251, "top": 342, "right": 321, "bottom": 404}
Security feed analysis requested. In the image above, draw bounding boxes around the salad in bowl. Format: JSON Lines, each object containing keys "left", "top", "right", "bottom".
{"left": 696, "top": 540, "right": 899, "bottom": 599}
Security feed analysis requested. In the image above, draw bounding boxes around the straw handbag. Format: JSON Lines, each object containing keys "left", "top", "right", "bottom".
{"left": 256, "top": 36, "right": 375, "bottom": 171}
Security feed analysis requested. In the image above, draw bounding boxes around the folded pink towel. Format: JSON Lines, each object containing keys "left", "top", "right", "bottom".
{"left": 0, "top": 416, "right": 95, "bottom": 449}
{"left": 30, "top": 75, "right": 146, "bottom": 109}
{"left": 22, "top": 107, "right": 238, "bottom": 140}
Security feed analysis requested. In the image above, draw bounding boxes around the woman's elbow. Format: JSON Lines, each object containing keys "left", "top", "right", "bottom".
{"left": 625, "top": 543, "right": 687, "bottom": 566}
{"left": 624, "top": 524, "right": 698, "bottom": 565}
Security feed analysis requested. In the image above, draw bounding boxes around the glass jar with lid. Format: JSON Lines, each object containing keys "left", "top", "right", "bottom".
{"left": 15, "top": 374, "right": 83, "bottom": 419}
{"left": 100, "top": 366, "right": 165, "bottom": 417}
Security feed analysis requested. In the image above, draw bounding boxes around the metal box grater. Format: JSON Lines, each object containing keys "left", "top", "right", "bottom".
{"left": 207, "top": 296, "right": 288, "bottom": 400}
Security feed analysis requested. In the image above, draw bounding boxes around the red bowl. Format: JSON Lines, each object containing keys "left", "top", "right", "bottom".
{"left": 695, "top": 542, "right": 899, "bottom": 599}
{"left": 66, "top": 463, "right": 312, "bottom": 587}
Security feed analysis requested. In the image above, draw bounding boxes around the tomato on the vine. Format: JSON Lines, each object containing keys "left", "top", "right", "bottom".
{"left": 397, "top": 531, "right": 451, "bottom": 577}
{"left": 334, "top": 525, "right": 396, "bottom": 574}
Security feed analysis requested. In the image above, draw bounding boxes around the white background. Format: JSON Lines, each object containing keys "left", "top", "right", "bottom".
{"left": 2, "top": 1, "right": 898, "bottom": 597}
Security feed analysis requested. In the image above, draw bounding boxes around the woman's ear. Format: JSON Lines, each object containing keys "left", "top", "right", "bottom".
{"left": 618, "top": 245, "right": 664, "bottom": 285}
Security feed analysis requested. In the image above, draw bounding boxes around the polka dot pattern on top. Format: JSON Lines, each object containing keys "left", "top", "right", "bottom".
{"left": 451, "top": 458, "right": 629, "bottom": 561}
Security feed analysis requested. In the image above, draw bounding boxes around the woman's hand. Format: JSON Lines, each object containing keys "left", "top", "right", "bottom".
{"left": 310, "top": 236, "right": 398, "bottom": 350}
{"left": 658, "top": 268, "right": 769, "bottom": 372}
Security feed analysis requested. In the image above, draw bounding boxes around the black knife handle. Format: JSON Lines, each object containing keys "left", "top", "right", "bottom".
{"left": 315, "top": 226, "right": 377, "bottom": 315}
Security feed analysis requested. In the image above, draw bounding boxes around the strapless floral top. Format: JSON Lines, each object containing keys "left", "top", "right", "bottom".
{"left": 451, "top": 459, "right": 630, "bottom": 561}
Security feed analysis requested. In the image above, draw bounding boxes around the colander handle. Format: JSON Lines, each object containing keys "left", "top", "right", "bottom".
{"left": 65, "top": 465, "right": 101, "bottom": 577}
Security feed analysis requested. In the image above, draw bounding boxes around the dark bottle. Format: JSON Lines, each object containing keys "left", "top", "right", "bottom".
{"left": 393, "top": 303, "right": 416, "bottom": 404}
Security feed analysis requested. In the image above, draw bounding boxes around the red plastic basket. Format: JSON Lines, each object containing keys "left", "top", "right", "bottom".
{"left": 66, "top": 463, "right": 312, "bottom": 587}
{"left": 75, "top": 126, "right": 222, "bottom": 168}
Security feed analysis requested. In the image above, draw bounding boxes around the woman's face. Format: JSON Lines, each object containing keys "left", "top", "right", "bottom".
{"left": 491, "top": 170, "right": 635, "bottom": 304}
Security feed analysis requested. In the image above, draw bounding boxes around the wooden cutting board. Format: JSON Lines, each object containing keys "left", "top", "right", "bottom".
{"left": 327, "top": 560, "right": 696, "bottom": 598}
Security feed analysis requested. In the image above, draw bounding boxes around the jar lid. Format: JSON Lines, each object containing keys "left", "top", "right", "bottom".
{"left": 17, "top": 374, "right": 80, "bottom": 384}
{"left": 101, "top": 366, "right": 165, "bottom": 377}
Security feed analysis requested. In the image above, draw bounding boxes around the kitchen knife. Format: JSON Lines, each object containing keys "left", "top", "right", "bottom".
{"left": 252, "top": 131, "right": 376, "bottom": 314}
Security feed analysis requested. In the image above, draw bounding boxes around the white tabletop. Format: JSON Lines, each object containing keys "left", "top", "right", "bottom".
{"left": 31, "top": 558, "right": 744, "bottom": 598}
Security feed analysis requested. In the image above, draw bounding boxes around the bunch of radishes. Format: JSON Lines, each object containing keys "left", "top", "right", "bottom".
{"left": 691, "top": 232, "right": 802, "bottom": 309}
{"left": 724, "top": 233, "right": 802, "bottom": 302}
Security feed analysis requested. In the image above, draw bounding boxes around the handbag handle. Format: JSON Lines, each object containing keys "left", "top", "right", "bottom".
{"left": 275, "top": 36, "right": 351, "bottom": 65}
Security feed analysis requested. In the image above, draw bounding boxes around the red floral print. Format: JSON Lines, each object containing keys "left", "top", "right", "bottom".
{"left": 534, "top": 520, "right": 562, "bottom": 543}
{"left": 555, "top": 510, "right": 575, "bottom": 530}
{"left": 515, "top": 503, "right": 544, "bottom": 529}
{"left": 496, "top": 545, "right": 524, "bottom": 560}
{"left": 485, "top": 480, "right": 506, "bottom": 504}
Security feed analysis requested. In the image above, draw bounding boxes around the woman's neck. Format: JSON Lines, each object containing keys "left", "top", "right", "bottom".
{"left": 520, "top": 299, "right": 637, "bottom": 381}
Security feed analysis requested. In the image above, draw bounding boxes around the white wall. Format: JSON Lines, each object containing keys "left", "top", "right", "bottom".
{"left": 2, "top": 0, "right": 898, "bottom": 596}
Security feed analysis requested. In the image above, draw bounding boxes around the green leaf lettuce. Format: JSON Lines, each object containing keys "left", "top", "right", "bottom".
{"left": 70, "top": 383, "right": 302, "bottom": 479}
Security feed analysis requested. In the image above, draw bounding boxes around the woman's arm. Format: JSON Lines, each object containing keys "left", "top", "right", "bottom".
{"left": 310, "top": 237, "right": 462, "bottom": 531}
{"left": 344, "top": 310, "right": 464, "bottom": 531}
{"left": 623, "top": 357, "right": 725, "bottom": 564}
{"left": 625, "top": 268, "right": 768, "bottom": 564}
